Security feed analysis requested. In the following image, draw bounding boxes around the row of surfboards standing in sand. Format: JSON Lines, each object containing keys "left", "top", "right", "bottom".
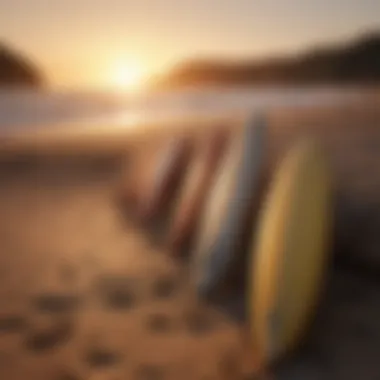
{"left": 118, "top": 115, "right": 333, "bottom": 374}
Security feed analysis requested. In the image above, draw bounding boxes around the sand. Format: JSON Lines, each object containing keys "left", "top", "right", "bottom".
{"left": 0, "top": 97, "right": 380, "bottom": 379}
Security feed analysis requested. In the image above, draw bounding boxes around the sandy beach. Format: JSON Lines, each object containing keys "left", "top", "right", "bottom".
{"left": 0, "top": 96, "right": 380, "bottom": 379}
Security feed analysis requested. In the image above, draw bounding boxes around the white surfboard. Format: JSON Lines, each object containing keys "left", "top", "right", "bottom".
{"left": 192, "top": 115, "right": 267, "bottom": 299}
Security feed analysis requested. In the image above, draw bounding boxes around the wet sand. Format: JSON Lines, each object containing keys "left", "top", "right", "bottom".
{"left": 0, "top": 98, "right": 380, "bottom": 379}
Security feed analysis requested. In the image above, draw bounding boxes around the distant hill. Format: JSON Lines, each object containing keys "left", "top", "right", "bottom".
{"left": 0, "top": 43, "right": 43, "bottom": 88}
{"left": 153, "top": 32, "right": 380, "bottom": 89}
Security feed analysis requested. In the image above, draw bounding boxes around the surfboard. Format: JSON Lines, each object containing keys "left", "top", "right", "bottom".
{"left": 138, "top": 136, "right": 192, "bottom": 224}
{"left": 167, "top": 128, "right": 229, "bottom": 253}
{"left": 248, "top": 139, "right": 332, "bottom": 368}
{"left": 192, "top": 115, "right": 267, "bottom": 299}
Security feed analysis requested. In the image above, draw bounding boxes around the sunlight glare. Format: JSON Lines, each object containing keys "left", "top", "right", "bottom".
{"left": 110, "top": 62, "right": 144, "bottom": 92}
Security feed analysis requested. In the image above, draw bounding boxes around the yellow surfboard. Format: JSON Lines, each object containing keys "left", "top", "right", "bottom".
{"left": 248, "top": 139, "right": 332, "bottom": 368}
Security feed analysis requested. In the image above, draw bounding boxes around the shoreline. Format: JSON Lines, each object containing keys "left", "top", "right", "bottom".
{"left": 0, "top": 89, "right": 378, "bottom": 155}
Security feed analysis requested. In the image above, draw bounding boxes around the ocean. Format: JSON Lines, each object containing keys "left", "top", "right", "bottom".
{"left": 0, "top": 87, "right": 364, "bottom": 136}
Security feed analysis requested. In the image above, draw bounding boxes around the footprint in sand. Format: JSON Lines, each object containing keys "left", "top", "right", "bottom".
{"left": 33, "top": 293, "right": 81, "bottom": 314}
{"left": 145, "top": 313, "right": 174, "bottom": 333}
{"left": 84, "top": 346, "right": 122, "bottom": 368}
{"left": 94, "top": 275, "right": 138, "bottom": 311}
{"left": 24, "top": 318, "right": 74, "bottom": 352}
{"left": 0, "top": 314, "right": 27, "bottom": 333}
{"left": 151, "top": 276, "right": 178, "bottom": 300}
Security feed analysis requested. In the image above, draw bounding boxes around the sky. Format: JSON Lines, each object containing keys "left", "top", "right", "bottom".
{"left": 1, "top": 0, "right": 380, "bottom": 90}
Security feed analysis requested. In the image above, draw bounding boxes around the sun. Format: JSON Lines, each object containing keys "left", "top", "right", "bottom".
{"left": 110, "top": 63, "right": 144, "bottom": 92}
